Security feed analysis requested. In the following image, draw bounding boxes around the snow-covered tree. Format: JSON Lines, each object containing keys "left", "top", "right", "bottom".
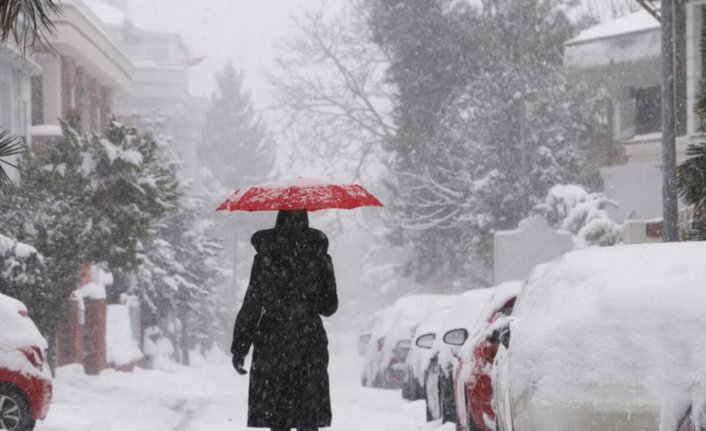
{"left": 369, "top": 0, "right": 610, "bottom": 286}
{"left": 0, "top": 121, "right": 92, "bottom": 350}
{"left": 82, "top": 122, "right": 178, "bottom": 300}
{"left": 200, "top": 61, "right": 273, "bottom": 188}
{"left": 271, "top": 0, "right": 395, "bottom": 180}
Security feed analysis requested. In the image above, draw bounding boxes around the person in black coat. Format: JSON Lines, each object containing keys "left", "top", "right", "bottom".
{"left": 231, "top": 210, "right": 338, "bottom": 431}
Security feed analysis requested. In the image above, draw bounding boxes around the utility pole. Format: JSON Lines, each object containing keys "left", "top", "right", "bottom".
{"left": 518, "top": 0, "right": 530, "bottom": 217}
{"left": 661, "top": 0, "right": 679, "bottom": 241}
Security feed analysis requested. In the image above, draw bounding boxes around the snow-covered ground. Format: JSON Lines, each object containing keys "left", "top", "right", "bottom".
{"left": 37, "top": 333, "right": 428, "bottom": 431}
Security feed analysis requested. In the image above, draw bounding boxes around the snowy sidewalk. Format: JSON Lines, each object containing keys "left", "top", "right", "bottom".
{"left": 37, "top": 340, "right": 427, "bottom": 431}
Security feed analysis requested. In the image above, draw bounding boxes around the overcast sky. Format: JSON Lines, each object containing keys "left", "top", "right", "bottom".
{"left": 126, "top": 0, "right": 313, "bottom": 108}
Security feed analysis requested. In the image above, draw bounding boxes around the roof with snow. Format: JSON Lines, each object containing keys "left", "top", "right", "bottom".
{"left": 83, "top": 0, "right": 126, "bottom": 27}
{"left": 566, "top": 9, "right": 659, "bottom": 46}
{"left": 564, "top": 9, "right": 660, "bottom": 70}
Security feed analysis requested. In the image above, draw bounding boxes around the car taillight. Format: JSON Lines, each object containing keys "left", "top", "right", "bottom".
{"left": 20, "top": 346, "right": 43, "bottom": 372}
{"left": 377, "top": 338, "right": 385, "bottom": 352}
{"left": 18, "top": 309, "right": 28, "bottom": 317}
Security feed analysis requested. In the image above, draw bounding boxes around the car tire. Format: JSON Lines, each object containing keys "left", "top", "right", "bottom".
{"left": 424, "top": 369, "right": 435, "bottom": 422}
{"left": 676, "top": 406, "right": 702, "bottom": 431}
{"left": 402, "top": 374, "right": 413, "bottom": 400}
{"left": 440, "top": 370, "right": 457, "bottom": 424}
{"left": 0, "top": 384, "right": 35, "bottom": 431}
{"left": 372, "top": 371, "right": 383, "bottom": 388}
{"left": 413, "top": 377, "right": 425, "bottom": 400}
{"left": 464, "top": 390, "right": 481, "bottom": 431}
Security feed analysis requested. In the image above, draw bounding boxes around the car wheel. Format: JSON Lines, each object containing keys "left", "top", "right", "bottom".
{"left": 465, "top": 390, "right": 481, "bottom": 431}
{"left": 440, "top": 371, "right": 457, "bottom": 424}
{"left": 0, "top": 384, "right": 35, "bottom": 431}
{"left": 424, "top": 369, "right": 435, "bottom": 422}
{"left": 402, "top": 375, "right": 413, "bottom": 400}
{"left": 676, "top": 406, "right": 702, "bottom": 431}
{"left": 372, "top": 371, "right": 383, "bottom": 388}
{"left": 413, "top": 377, "right": 425, "bottom": 400}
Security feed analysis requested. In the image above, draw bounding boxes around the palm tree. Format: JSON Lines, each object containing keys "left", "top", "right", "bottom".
{"left": 0, "top": 0, "right": 60, "bottom": 55}
{"left": 0, "top": 0, "right": 60, "bottom": 184}
{"left": 0, "top": 129, "right": 23, "bottom": 185}
{"left": 677, "top": 143, "right": 706, "bottom": 240}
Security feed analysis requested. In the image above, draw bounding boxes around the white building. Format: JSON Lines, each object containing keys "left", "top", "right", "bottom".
{"left": 564, "top": 4, "right": 704, "bottom": 223}
{"left": 31, "top": 0, "right": 133, "bottom": 140}
{"left": 0, "top": 42, "right": 42, "bottom": 181}
{"left": 83, "top": 0, "right": 206, "bottom": 180}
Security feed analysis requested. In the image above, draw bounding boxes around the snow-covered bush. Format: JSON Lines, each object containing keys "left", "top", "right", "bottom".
{"left": 532, "top": 184, "right": 621, "bottom": 246}
{"left": 0, "top": 234, "right": 43, "bottom": 288}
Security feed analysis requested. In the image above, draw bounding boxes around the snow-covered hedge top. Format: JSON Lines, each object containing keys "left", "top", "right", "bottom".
{"left": 0, "top": 293, "right": 48, "bottom": 378}
{"left": 0, "top": 234, "right": 40, "bottom": 260}
{"left": 508, "top": 242, "right": 706, "bottom": 412}
{"left": 432, "top": 288, "right": 493, "bottom": 369}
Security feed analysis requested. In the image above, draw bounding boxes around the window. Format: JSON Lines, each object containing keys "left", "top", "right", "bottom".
{"left": 634, "top": 86, "right": 661, "bottom": 135}
{"left": 31, "top": 76, "right": 43, "bottom": 125}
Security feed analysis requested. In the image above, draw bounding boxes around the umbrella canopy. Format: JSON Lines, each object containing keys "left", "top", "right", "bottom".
{"left": 216, "top": 177, "right": 383, "bottom": 212}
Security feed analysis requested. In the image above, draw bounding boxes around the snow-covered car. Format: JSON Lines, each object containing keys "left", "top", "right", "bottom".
{"left": 361, "top": 295, "right": 440, "bottom": 389}
{"left": 425, "top": 288, "right": 492, "bottom": 424}
{"left": 402, "top": 295, "right": 457, "bottom": 400}
{"left": 453, "top": 280, "right": 522, "bottom": 431}
{"left": 0, "top": 293, "right": 52, "bottom": 431}
{"left": 492, "top": 243, "right": 706, "bottom": 431}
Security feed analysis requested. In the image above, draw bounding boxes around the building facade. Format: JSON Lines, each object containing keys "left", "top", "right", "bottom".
{"left": 564, "top": 3, "right": 704, "bottom": 222}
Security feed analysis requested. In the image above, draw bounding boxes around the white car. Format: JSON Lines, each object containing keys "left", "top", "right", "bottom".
{"left": 425, "top": 288, "right": 493, "bottom": 423}
{"left": 361, "top": 295, "right": 440, "bottom": 388}
{"left": 492, "top": 242, "right": 706, "bottom": 431}
{"left": 403, "top": 295, "right": 457, "bottom": 400}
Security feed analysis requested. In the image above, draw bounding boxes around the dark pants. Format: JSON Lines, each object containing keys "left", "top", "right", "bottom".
{"left": 270, "top": 428, "right": 318, "bottom": 431}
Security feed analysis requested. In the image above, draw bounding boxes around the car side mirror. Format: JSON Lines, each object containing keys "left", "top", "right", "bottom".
{"left": 486, "top": 326, "right": 511, "bottom": 349}
{"left": 443, "top": 328, "right": 468, "bottom": 346}
{"left": 415, "top": 333, "right": 435, "bottom": 349}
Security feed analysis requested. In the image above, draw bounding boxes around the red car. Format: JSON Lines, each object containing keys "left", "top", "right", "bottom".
{"left": 454, "top": 281, "right": 521, "bottom": 431}
{"left": 0, "top": 294, "right": 52, "bottom": 431}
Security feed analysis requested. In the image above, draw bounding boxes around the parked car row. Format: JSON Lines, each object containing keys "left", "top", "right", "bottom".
{"left": 0, "top": 293, "right": 52, "bottom": 431}
{"left": 361, "top": 242, "right": 706, "bottom": 431}
{"left": 359, "top": 284, "right": 520, "bottom": 430}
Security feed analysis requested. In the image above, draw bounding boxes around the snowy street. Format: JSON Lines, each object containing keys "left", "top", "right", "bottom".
{"left": 36, "top": 334, "right": 427, "bottom": 431}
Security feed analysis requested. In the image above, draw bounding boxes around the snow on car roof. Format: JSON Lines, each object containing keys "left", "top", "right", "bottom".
{"left": 431, "top": 288, "right": 493, "bottom": 366}
{"left": 439, "top": 288, "right": 493, "bottom": 333}
{"left": 457, "top": 280, "right": 522, "bottom": 382}
{"left": 414, "top": 296, "right": 458, "bottom": 338}
{"left": 0, "top": 293, "right": 48, "bottom": 377}
{"left": 509, "top": 242, "right": 706, "bottom": 410}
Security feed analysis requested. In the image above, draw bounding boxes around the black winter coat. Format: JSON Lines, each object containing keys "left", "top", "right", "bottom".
{"left": 231, "top": 219, "right": 338, "bottom": 429}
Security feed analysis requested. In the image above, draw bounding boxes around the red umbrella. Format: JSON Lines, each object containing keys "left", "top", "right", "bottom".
{"left": 216, "top": 177, "right": 383, "bottom": 212}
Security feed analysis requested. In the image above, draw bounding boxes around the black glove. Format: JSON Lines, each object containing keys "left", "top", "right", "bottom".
{"left": 232, "top": 356, "right": 247, "bottom": 375}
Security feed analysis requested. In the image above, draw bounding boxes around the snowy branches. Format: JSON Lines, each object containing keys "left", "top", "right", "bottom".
{"left": 270, "top": 0, "right": 395, "bottom": 181}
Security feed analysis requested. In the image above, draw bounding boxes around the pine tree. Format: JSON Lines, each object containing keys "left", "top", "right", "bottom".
{"left": 83, "top": 122, "right": 177, "bottom": 300}
{"left": 200, "top": 61, "right": 273, "bottom": 188}
{"left": 200, "top": 62, "right": 274, "bottom": 314}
